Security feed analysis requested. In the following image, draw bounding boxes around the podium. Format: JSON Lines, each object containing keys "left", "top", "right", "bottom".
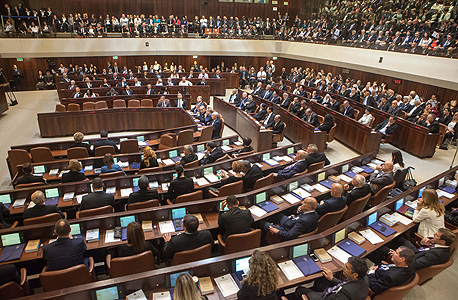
{"left": 0, "top": 84, "right": 9, "bottom": 114}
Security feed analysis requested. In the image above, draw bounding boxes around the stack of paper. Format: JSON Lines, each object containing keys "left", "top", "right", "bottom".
{"left": 158, "top": 221, "right": 175, "bottom": 234}
{"left": 12, "top": 198, "right": 26, "bottom": 208}
{"left": 121, "top": 188, "right": 133, "bottom": 198}
{"left": 106, "top": 187, "right": 116, "bottom": 194}
{"left": 405, "top": 200, "right": 418, "bottom": 209}
{"left": 392, "top": 212, "right": 413, "bottom": 225}
{"left": 282, "top": 193, "right": 301, "bottom": 204}
{"left": 162, "top": 159, "right": 175, "bottom": 166}
{"left": 436, "top": 189, "right": 454, "bottom": 199}
{"left": 161, "top": 183, "right": 169, "bottom": 192}
{"left": 278, "top": 260, "right": 303, "bottom": 280}
{"left": 152, "top": 291, "right": 171, "bottom": 300}
{"left": 270, "top": 195, "right": 284, "bottom": 204}
{"left": 58, "top": 170, "right": 70, "bottom": 177}
{"left": 127, "top": 289, "right": 148, "bottom": 300}
{"left": 149, "top": 181, "right": 159, "bottom": 189}
{"left": 264, "top": 159, "right": 280, "bottom": 166}
{"left": 119, "top": 161, "right": 129, "bottom": 168}
{"left": 282, "top": 156, "right": 293, "bottom": 162}
{"left": 327, "top": 246, "right": 352, "bottom": 263}
{"left": 249, "top": 205, "right": 267, "bottom": 217}
{"left": 105, "top": 229, "right": 121, "bottom": 243}
{"left": 85, "top": 165, "right": 93, "bottom": 171}
{"left": 204, "top": 173, "right": 220, "bottom": 183}
{"left": 199, "top": 277, "right": 214, "bottom": 295}
{"left": 234, "top": 141, "right": 243, "bottom": 146}
{"left": 86, "top": 229, "right": 100, "bottom": 242}
{"left": 360, "top": 229, "right": 384, "bottom": 244}
{"left": 214, "top": 275, "right": 239, "bottom": 297}
{"left": 75, "top": 194, "right": 87, "bottom": 204}
{"left": 221, "top": 146, "right": 232, "bottom": 151}
{"left": 63, "top": 192, "right": 74, "bottom": 201}
{"left": 255, "top": 163, "right": 263, "bottom": 168}
{"left": 337, "top": 174, "right": 352, "bottom": 183}
{"left": 273, "top": 156, "right": 284, "bottom": 162}
{"left": 351, "top": 166, "right": 364, "bottom": 173}
{"left": 312, "top": 184, "right": 329, "bottom": 193}
{"left": 195, "top": 177, "right": 209, "bottom": 186}
{"left": 291, "top": 188, "right": 311, "bottom": 199}
{"left": 142, "top": 221, "right": 153, "bottom": 231}
{"left": 301, "top": 184, "right": 315, "bottom": 192}
{"left": 49, "top": 169, "right": 59, "bottom": 176}
{"left": 25, "top": 240, "right": 40, "bottom": 253}
{"left": 379, "top": 213, "right": 398, "bottom": 227}
{"left": 314, "top": 248, "right": 332, "bottom": 263}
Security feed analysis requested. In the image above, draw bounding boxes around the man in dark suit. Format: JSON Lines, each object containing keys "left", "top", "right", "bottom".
{"left": 145, "top": 84, "right": 156, "bottom": 95}
{"left": 122, "top": 85, "right": 134, "bottom": 95}
{"left": 243, "top": 95, "right": 257, "bottom": 114}
{"left": 271, "top": 91, "right": 281, "bottom": 104}
{"left": 374, "top": 116, "right": 398, "bottom": 139}
{"left": 253, "top": 103, "right": 267, "bottom": 121}
{"left": 268, "top": 114, "right": 285, "bottom": 134}
{"left": 252, "top": 82, "right": 263, "bottom": 96}
{"left": 368, "top": 247, "right": 416, "bottom": 295}
{"left": 262, "top": 85, "right": 274, "bottom": 101}
{"left": 218, "top": 195, "right": 254, "bottom": 241}
{"left": 276, "top": 150, "right": 308, "bottom": 180}
{"left": 304, "top": 144, "right": 331, "bottom": 168}
{"left": 128, "top": 176, "right": 159, "bottom": 204}
{"left": 199, "top": 141, "right": 224, "bottom": 165}
{"left": 163, "top": 214, "right": 213, "bottom": 260}
{"left": 93, "top": 130, "right": 119, "bottom": 154}
{"left": 262, "top": 106, "right": 275, "bottom": 128}
{"left": 296, "top": 256, "right": 369, "bottom": 300}
{"left": 208, "top": 112, "right": 223, "bottom": 139}
{"left": 80, "top": 177, "right": 115, "bottom": 211}
{"left": 179, "top": 145, "right": 198, "bottom": 166}
{"left": 42, "top": 219, "right": 88, "bottom": 271}
{"left": 23, "top": 190, "right": 65, "bottom": 220}
{"left": 340, "top": 100, "right": 355, "bottom": 118}
{"left": 289, "top": 97, "right": 301, "bottom": 115}
{"left": 197, "top": 77, "right": 208, "bottom": 85}
{"left": 303, "top": 108, "right": 321, "bottom": 127}
{"left": 424, "top": 114, "right": 440, "bottom": 133}
{"left": 405, "top": 100, "right": 422, "bottom": 121}
{"left": 157, "top": 96, "right": 171, "bottom": 108}
{"left": 343, "top": 174, "right": 371, "bottom": 205}
{"left": 72, "top": 87, "right": 83, "bottom": 98}
{"left": 239, "top": 66, "right": 249, "bottom": 88}
{"left": 386, "top": 100, "right": 402, "bottom": 117}
{"left": 263, "top": 197, "right": 318, "bottom": 241}
{"left": 16, "top": 163, "right": 46, "bottom": 185}
{"left": 241, "top": 160, "right": 263, "bottom": 190}
{"left": 328, "top": 98, "right": 340, "bottom": 111}
{"left": 316, "top": 183, "right": 347, "bottom": 217}
{"left": 368, "top": 161, "right": 394, "bottom": 194}
{"left": 174, "top": 93, "right": 188, "bottom": 110}
{"left": 228, "top": 89, "right": 240, "bottom": 106}
{"left": 280, "top": 93, "right": 291, "bottom": 109}
{"left": 362, "top": 91, "right": 377, "bottom": 108}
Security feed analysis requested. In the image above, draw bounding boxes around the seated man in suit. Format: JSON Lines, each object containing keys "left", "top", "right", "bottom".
{"left": 368, "top": 161, "right": 394, "bottom": 194}
{"left": 241, "top": 160, "right": 263, "bottom": 190}
{"left": 262, "top": 85, "right": 274, "bottom": 101}
{"left": 208, "top": 112, "right": 223, "bottom": 139}
{"left": 145, "top": 83, "right": 156, "bottom": 95}
{"left": 199, "top": 141, "right": 224, "bottom": 165}
{"left": 373, "top": 116, "right": 398, "bottom": 139}
{"left": 266, "top": 114, "right": 285, "bottom": 134}
{"left": 276, "top": 149, "right": 308, "bottom": 180}
{"left": 191, "top": 96, "right": 207, "bottom": 114}
{"left": 253, "top": 103, "right": 267, "bottom": 121}
{"left": 16, "top": 162, "right": 46, "bottom": 185}
{"left": 42, "top": 219, "right": 88, "bottom": 271}
{"left": 271, "top": 91, "right": 281, "bottom": 104}
{"left": 174, "top": 93, "right": 188, "bottom": 110}
{"left": 72, "top": 86, "right": 83, "bottom": 98}
{"left": 424, "top": 113, "right": 440, "bottom": 133}
{"left": 279, "top": 93, "right": 291, "bottom": 109}
{"left": 405, "top": 100, "right": 423, "bottom": 122}
{"left": 23, "top": 190, "right": 65, "bottom": 220}
{"left": 386, "top": 100, "right": 402, "bottom": 117}
{"left": 315, "top": 183, "right": 347, "bottom": 217}
{"left": 368, "top": 246, "right": 416, "bottom": 295}
{"left": 179, "top": 145, "right": 198, "bottom": 166}
{"left": 304, "top": 143, "right": 330, "bottom": 168}
{"left": 218, "top": 195, "right": 254, "bottom": 241}
{"left": 157, "top": 96, "right": 171, "bottom": 107}
{"left": 196, "top": 77, "right": 208, "bottom": 85}
{"left": 80, "top": 177, "right": 115, "bottom": 211}
{"left": 234, "top": 137, "right": 254, "bottom": 156}
{"left": 228, "top": 88, "right": 241, "bottom": 106}
{"left": 303, "top": 108, "right": 321, "bottom": 127}
{"left": 128, "top": 175, "right": 159, "bottom": 205}
{"left": 289, "top": 97, "right": 301, "bottom": 115}
{"left": 69, "top": 131, "right": 93, "bottom": 156}
{"left": 343, "top": 174, "right": 371, "bottom": 205}
{"left": 262, "top": 197, "right": 318, "bottom": 241}
{"left": 122, "top": 85, "right": 134, "bottom": 95}
{"left": 340, "top": 100, "right": 355, "bottom": 118}
{"left": 295, "top": 256, "right": 369, "bottom": 300}
{"left": 163, "top": 214, "right": 214, "bottom": 260}
{"left": 252, "top": 82, "right": 264, "bottom": 96}
{"left": 93, "top": 130, "right": 119, "bottom": 154}
{"left": 262, "top": 106, "right": 275, "bottom": 128}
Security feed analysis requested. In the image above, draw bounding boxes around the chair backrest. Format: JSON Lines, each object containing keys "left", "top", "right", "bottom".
{"left": 177, "top": 129, "right": 194, "bottom": 146}
{"left": 128, "top": 99, "right": 141, "bottom": 108}
{"left": 94, "top": 145, "right": 116, "bottom": 156}
{"left": 235, "top": 150, "right": 254, "bottom": 158}
{"left": 184, "top": 160, "right": 199, "bottom": 169}
{"left": 76, "top": 205, "right": 114, "bottom": 218}
{"left": 253, "top": 173, "right": 274, "bottom": 190}
{"left": 158, "top": 134, "right": 175, "bottom": 150}
{"left": 126, "top": 199, "right": 160, "bottom": 211}
{"left": 215, "top": 153, "right": 230, "bottom": 163}
{"left": 30, "top": 147, "right": 54, "bottom": 163}
{"left": 99, "top": 170, "right": 125, "bottom": 179}
{"left": 224, "top": 229, "right": 261, "bottom": 254}
{"left": 15, "top": 182, "right": 45, "bottom": 189}
{"left": 55, "top": 104, "right": 65, "bottom": 112}
{"left": 23, "top": 213, "right": 63, "bottom": 226}
{"left": 368, "top": 117, "right": 375, "bottom": 128}
{"left": 393, "top": 168, "right": 409, "bottom": 189}
{"left": 113, "top": 99, "right": 126, "bottom": 108}
{"left": 308, "top": 161, "right": 325, "bottom": 173}
{"left": 82, "top": 102, "right": 95, "bottom": 110}
{"left": 342, "top": 193, "right": 371, "bottom": 221}
{"left": 219, "top": 117, "right": 225, "bottom": 138}
{"left": 371, "top": 181, "right": 395, "bottom": 207}
{"left": 120, "top": 139, "right": 139, "bottom": 154}
{"left": 327, "top": 123, "right": 337, "bottom": 143}
{"left": 438, "top": 124, "right": 448, "bottom": 146}
{"left": 317, "top": 206, "right": 348, "bottom": 233}
{"left": 39, "top": 264, "right": 93, "bottom": 292}
{"left": 67, "top": 103, "right": 80, "bottom": 111}
{"left": 417, "top": 256, "right": 453, "bottom": 286}
{"left": 0, "top": 281, "right": 25, "bottom": 300}
{"left": 67, "top": 147, "right": 89, "bottom": 159}
{"left": 8, "top": 149, "right": 32, "bottom": 176}
{"left": 372, "top": 273, "right": 419, "bottom": 300}
{"left": 95, "top": 101, "right": 108, "bottom": 110}
{"left": 109, "top": 251, "right": 155, "bottom": 278}
{"left": 138, "top": 166, "right": 163, "bottom": 174}
{"left": 298, "top": 228, "right": 318, "bottom": 238}
{"left": 171, "top": 243, "right": 212, "bottom": 266}
{"left": 273, "top": 122, "right": 287, "bottom": 143}
{"left": 353, "top": 108, "right": 360, "bottom": 120}
{"left": 175, "top": 190, "right": 203, "bottom": 204}
{"left": 218, "top": 180, "right": 244, "bottom": 197}
{"left": 399, "top": 110, "right": 407, "bottom": 119}
{"left": 199, "top": 126, "right": 213, "bottom": 142}
{"left": 318, "top": 115, "right": 324, "bottom": 124}
{"left": 141, "top": 99, "right": 153, "bottom": 108}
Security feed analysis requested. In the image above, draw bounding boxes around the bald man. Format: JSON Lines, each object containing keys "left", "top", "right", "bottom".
{"left": 369, "top": 161, "right": 394, "bottom": 194}
{"left": 267, "top": 114, "right": 285, "bottom": 134}
{"left": 23, "top": 190, "right": 65, "bottom": 220}
{"left": 276, "top": 150, "right": 308, "bottom": 179}
{"left": 315, "top": 183, "right": 347, "bottom": 217}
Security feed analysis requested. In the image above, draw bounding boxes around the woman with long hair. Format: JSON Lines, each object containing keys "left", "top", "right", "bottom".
{"left": 318, "top": 113, "right": 335, "bottom": 133}
{"left": 174, "top": 273, "right": 207, "bottom": 300}
{"left": 391, "top": 150, "right": 405, "bottom": 173}
{"left": 140, "top": 146, "right": 159, "bottom": 169}
{"left": 101, "top": 153, "right": 125, "bottom": 174}
{"left": 117, "top": 222, "right": 159, "bottom": 258}
{"left": 237, "top": 250, "right": 278, "bottom": 300}
{"left": 413, "top": 189, "right": 445, "bottom": 237}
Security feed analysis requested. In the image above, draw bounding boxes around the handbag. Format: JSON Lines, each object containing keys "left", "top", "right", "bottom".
{"left": 401, "top": 167, "right": 417, "bottom": 191}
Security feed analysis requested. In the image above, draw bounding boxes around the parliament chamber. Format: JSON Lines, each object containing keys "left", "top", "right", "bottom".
{"left": 0, "top": 1, "right": 458, "bottom": 300}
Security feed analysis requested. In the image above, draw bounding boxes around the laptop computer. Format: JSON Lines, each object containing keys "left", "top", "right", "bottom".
{"left": 120, "top": 215, "right": 136, "bottom": 241}
{"left": 92, "top": 285, "right": 123, "bottom": 300}
{"left": 70, "top": 223, "right": 84, "bottom": 239}
{"left": 169, "top": 150, "right": 181, "bottom": 163}
{"left": 0, "top": 194, "right": 12, "bottom": 209}
{"left": 44, "top": 188, "right": 60, "bottom": 205}
{"left": 232, "top": 256, "right": 250, "bottom": 287}
{"left": 0, "top": 232, "right": 25, "bottom": 262}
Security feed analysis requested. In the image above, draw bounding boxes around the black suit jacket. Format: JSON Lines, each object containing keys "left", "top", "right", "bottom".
{"left": 243, "top": 164, "right": 263, "bottom": 190}
{"left": 374, "top": 120, "right": 398, "bottom": 136}
{"left": 340, "top": 106, "right": 355, "bottom": 118}
{"left": 426, "top": 120, "right": 440, "bottom": 134}
{"left": 163, "top": 230, "right": 214, "bottom": 259}
{"left": 305, "top": 153, "right": 331, "bottom": 169}
{"left": 228, "top": 93, "right": 241, "bottom": 106}
{"left": 244, "top": 100, "right": 257, "bottom": 114}
{"left": 271, "top": 96, "right": 281, "bottom": 104}
{"left": 200, "top": 147, "right": 224, "bottom": 165}
{"left": 253, "top": 108, "right": 267, "bottom": 121}
{"left": 369, "top": 171, "right": 394, "bottom": 193}
{"left": 364, "top": 96, "right": 377, "bottom": 108}
{"left": 280, "top": 98, "right": 291, "bottom": 109}
{"left": 42, "top": 237, "right": 87, "bottom": 271}
{"left": 270, "top": 121, "right": 285, "bottom": 134}
{"left": 180, "top": 153, "right": 198, "bottom": 166}
{"left": 92, "top": 139, "right": 119, "bottom": 153}
{"left": 387, "top": 106, "right": 402, "bottom": 117}
{"left": 209, "top": 118, "right": 223, "bottom": 139}
{"left": 80, "top": 191, "right": 115, "bottom": 211}
{"left": 303, "top": 112, "right": 321, "bottom": 127}
{"left": 312, "top": 276, "right": 369, "bottom": 300}
{"left": 415, "top": 246, "right": 450, "bottom": 270}
{"left": 128, "top": 189, "right": 159, "bottom": 204}
{"left": 277, "top": 210, "right": 319, "bottom": 240}
{"left": 344, "top": 183, "right": 371, "bottom": 205}
{"left": 0, "top": 264, "right": 20, "bottom": 286}
{"left": 23, "top": 204, "right": 65, "bottom": 220}
{"left": 17, "top": 174, "right": 45, "bottom": 185}
{"left": 174, "top": 99, "right": 188, "bottom": 110}
{"left": 368, "top": 264, "right": 416, "bottom": 295}
{"left": 168, "top": 177, "right": 194, "bottom": 201}
{"left": 61, "top": 171, "right": 86, "bottom": 183}
{"left": 315, "top": 196, "right": 346, "bottom": 217}
{"left": 263, "top": 113, "right": 276, "bottom": 128}
{"left": 218, "top": 207, "right": 254, "bottom": 241}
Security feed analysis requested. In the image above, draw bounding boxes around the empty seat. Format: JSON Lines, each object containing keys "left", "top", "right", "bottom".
{"left": 55, "top": 104, "right": 65, "bottom": 112}
{"left": 23, "top": 212, "right": 66, "bottom": 226}
{"left": 30, "top": 147, "right": 54, "bottom": 163}
{"left": 15, "top": 182, "right": 45, "bottom": 189}
{"left": 253, "top": 173, "right": 275, "bottom": 190}
{"left": 308, "top": 161, "right": 325, "bottom": 172}
{"left": 99, "top": 170, "right": 125, "bottom": 179}
{"left": 370, "top": 181, "right": 395, "bottom": 207}
{"left": 39, "top": 258, "right": 94, "bottom": 292}
{"left": 219, "top": 117, "right": 225, "bottom": 138}
{"left": 372, "top": 273, "right": 419, "bottom": 300}
{"left": 113, "top": 99, "right": 126, "bottom": 108}
{"left": 342, "top": 193, "right": 371, "bottom": 221}
{"left": 95, "top": 101, "right": 108, "bottom": 110}
{"left": 67, "top": 147, "right": 89, "bottom": 159}
{"left": 141, "top": 99, "right": 153, "bottom": 108}
{"left": 209, "top": 180, "right": 243, "bottom": 197}
{"left": 158, "top": 134, "right": 175, "bottom": 150}
{"left": 106, "top": 251, "right": 155, "bottom": 278}
{"left": 128, "top": 99, "right": 141, "bottom": 108}
{"left": 273, "top": 122, "right": 286, "bottom": 144}
{"left": 120, "top": 139, "right": 139, "bottom": 154}
{"left": 199, "top": 126, "right": 213, "bottom": 142}
{"left": 94, "top": 145, "right": 116, "bottom": 156}
{"left": 125, "top": 199, "right": 160, "bottom": 211}
{"left": 0, "top": 268, "right": 30, "bottom": 299}
{"left": 327, "top": 123, "right": 337, "bottom": 143}
{"left": 353, "top": 108, "right": 360, "bottom": 120}
{"left": 67, "top": 103, "right": 80, "bottom": 111}
{"left": 0, "top": 220, "right": 18, "bottom": 230}
{"left": 76, "top": 205, "right": 114, "bottom": 218}
{"left": 177, "top": 129, "right": 194, "bottom": 146}
{"left": 82, "top": 102, "right": 96, "bottom": 110}
{"left": 183, "top": 160, "right": 199, "bottom": 169}
{"left": 218, "top": 229, "right": 261, "bottom": 254}
{"left": 8, "top": 149, "right": 32, "bottom": 177}
{"left": 167, "top": 190, "right": 203, "bottom": 205}
{"left": 316, "top": 206, "right": 348, "bottom": 233}
{"left": 171, "top": 243, "right": 211, "bottom": 266}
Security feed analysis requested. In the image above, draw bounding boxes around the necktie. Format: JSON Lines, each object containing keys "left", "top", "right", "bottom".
{"left": 323, "top": 280, "right": 348, "bottom": 297}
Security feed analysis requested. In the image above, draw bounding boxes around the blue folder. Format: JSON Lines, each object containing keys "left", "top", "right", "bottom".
{"left": 258, "top": 201, "right": 279, "bottom": 213}
{"left": 319, "top": 179, "right": 334, "bottom": 189}
{"left": 264, "top": 160, "right": 279, "bottom": 166}
{"left": 122, "top": 227, "right": 127, "bottom": 241}
{"left": 439, "top": 185, "right": 455, "bottom": 194}
{"left": 369, "top": 221, "right": 396, "bottom": 237}
{"left": 44, "top": 197, "right": 59, "bottom": 206}
{"left": 171, "top": 156, "right": 181, "bottom": 163}
{"left": 292, "top": 255, "right": 321, "bottom": 276}
{"left": 173, "top": 219, "right": 183, "bottom": 231}
{"left": 3, "top": 203, "right": 10, "bottom": 209}
{"left": 232, "top": 272, "right": 245, "bottom": 288}
{"left": 133, "top": 186, "right": 140, "bottom": 192}
{"left": 337, "top": 239, "right": 366, "bottom": 256}
{"left": 170, "top": 287, "right": 175, "bottom": 299}
{"left": 0, "top": 243, "right": 25, "bottom": 262}
{"left": 344, "top": 171, "right": 357, "bottom": 178}
{"left": 361, "top": 166, "right": 375, "bottom": 173}
{"left": 131, "top": 162, "right": 140, "bottom": 169}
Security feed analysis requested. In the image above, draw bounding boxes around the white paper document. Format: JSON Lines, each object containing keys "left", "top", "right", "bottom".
{"left": 360, "top": 229, "right": 384, "bottom": 244}
{"left": 149, "top": 181, "right": 159, "bottom": 189}
{"left": 106, "top": 187, "right": 116, "bottom": 194}
{"left": 152, "top": 291, "right": 171, "bottom": 300}
{"left": 121, "top": 188, "right": 133, "bottom": 198}
{"left": 58, "top": 170, "right": 70, "bottom": 178}
{"left": 162, "top": 159, "right": 175, "bottom": 166}
{"left": 86, "top": 228, "right": 100, "bottom": 242}
{"left": 264, "top": 159, "right": 280, "bottom": 166}
{"left": 255, "top": 163, "right": 263, "bottom": 168}
{"left": 221, "top": 146, "right": 232, "bottom": 151}
{"left": 291, "top": 188, "right": 311, "bottom": 199}
{"left": 249, "top": 205, "right": 267, "bottom": 217}
{"left": 278, "top": 260, "right": 303, "bottom": 280}
{"left": 234, "top": 141, "right": 243, "bottom": 146}
{"left": 49, "top": 169, "right": 59, "bottom": 176}
{"left": 338, "top": 174, "right": 352, "bottom": 183}
{"left": 63, "top": 192, "right": 74, "bottom": 201}
{"left": 85, "top": 165, "right": 93, "bottom": 171}
{"left": 282, "top": 193, "right": 301, "bottom": 204}
{"left": 105, "top": 229, "right": 121, "bottom": 243}
{"left": 214, "top": 274, "right": 239, "bottom": 297}
{"left": 12, "top": 198, "right": 27, "bottom": 208}
{"left": 195, "top": 177, "right": 209, "bottom": 186}
{"left": 161, "top": 183, "right": 169, "bottom": 192}
{"left": 327, "top": 246, "right": 352, "bottom": 263}
{"left": 119, "top": 161, "right": 129, "bottom": 168}
{"left": 127, "top": 289, "right": 148, "bottom": 300}
{"left": 204, "top": 173, "right": 220, "bottom": 183}
{"left": 436, "top": 189, "right": 454, "bottom": 199}
{"left": 405, "top": 200, "right": 418, "bottom": 209}
{"left": 392, "top": 212, "right": 413, "bottom": 225}
{"left": 312, "top": 184, "right": 330, "bottom": 193}
{"left": 282, "top": 155, "right": 293, "bottom": 162}
{"left": 197, "top": 152, "right": 205, "bottom": 160}
{"left": 159, "top": 220, "right": 175, "bottom": 234}
{"left": 75, "top": 194, "right": 88, "bottom": 204}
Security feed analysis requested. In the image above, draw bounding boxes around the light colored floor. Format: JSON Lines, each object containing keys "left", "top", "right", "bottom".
{"left": 1, "top": 90, "right": 457, "bottom": 298}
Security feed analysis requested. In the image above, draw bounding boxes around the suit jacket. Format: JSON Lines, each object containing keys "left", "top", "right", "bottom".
{"left": 69, "top": 142, "right": 93, "bottom": 156}
{"left": 305, "top": 153, "right": 331, "bottom": 169}
{"left": 61, "top": 171, "right": 86, "bottom": 183}
{"left": 218, "top": 207, "right": 254, "bottom": 241}
{"left": 263, "top": 113, "right": 276, "bottom": 128}
{"left": 387, "top": 106, "right": 402, "bottom": 117}
{"left": 315, "top": 196, "right": 346, "bottom": 217}
{"left": 243, "top": 164, "right": 263, "bottom": 190}
{"left": 340, "top": 106, "right": 355, "bottom": 118}
{"left": 415, "top": 246, "right": 450, "bottom": 270}
{"left": 271, "top": 95, "right": 281, "bottom": 104}
{"left": 180, "top": 153, "right": 198, "bottom": 166}
{"left": 174, "top": 99, "right": 188, "bottom": 110}
{"left": 363, "top": 96, "right": 377, "bottom": 108}
{"left": 228, "top": 93, "right": 241, "bottom": 106}
{"left": 23, "top": 204, "right": 65, "bottom": 220}
{"left": 426, "top": 120, "right": 440, "bottom": 134}
{"left": 317, "top": 277, "right": 369, "bottom": 300}
{"left": 270, "top": 121, "right": 285, "bottom": 134}
{"left": 368, "top": 264, "right": 416, "bottom": 295}
{"left": 209, "top": 118, "right": 223, "bottom": 139}
{"left": 303, "top": 112, "right": 320, "bottom": 127}
{"left": 252, "top": 86, "right": 263, "bottom": 96}
{"left": 128, "top": 189, "right": 159, "bottom": 204}
{"left": 237, "top": 283, "right": 277, "bottom": 300}
{"left": 93, "top": 139, "right": 119, "bottom": 153}
{"left": 163, "top": 230, "right": 213, "bottom": 259}
{"left": 157, "top": 100, "right": 171, "bottom": 107}
{"left": 253, "top": 108, "right": 267, "bottom": 121}
{"left": 262, "top": 90, "right": 274, "bottom": 101}
{"left": 80, "top": 191, "right": 115, "bottom": 211}
{"left": 244, "top": 100, "right": 257, "bottom": 114}
{"left": 374, "top": 120, "right": 397, "bottom": 136}
{"left": 168, "top": 177, "right": 194, "bottom": 201}
{"left": 200, "top": 147, "right": 224, "bottom": 165}
{"left": 289, "top": 102, "right": 301, "bottom": 115}
{"left": 369, "top": 171, "right": 394, "bottom": 193}
{"left": 42, "top": 237, "right": 87, "bottom": 271}
{"left": 280, "top": 98, "right": 291, "bottom": 109}
{"left": 319, "top": 121, "right": 334, "bottom": 133}
{"left": 329, "top": 101, "right": 340, "bottom": 112}
{"left": 277, "top": 210, "right": 319, "bottom": 240}
{"left": 145, "top": 88, "right": 156, "bottom": 95}
{"left": 406, "top": 106, "right": 422, "bottom": 119}
{"left": 278, "top": 160, "right": 308, "bottom": 179}
{"left": 344, "top": 183, "right": 371, "bottom": 205}
{"left": 122, "top": 89, "right": 134, "bottom": 95}
{"left": 17, "top": 174, "right": 45, "bottom": 185}
{"left": 0, "top": 264, "right": 20, "bottom": 286}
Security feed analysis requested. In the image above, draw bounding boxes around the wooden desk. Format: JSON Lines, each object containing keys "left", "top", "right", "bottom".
{"left": 37, "top": 108, "right": 196, "bottom": 137}
{"left": 213, "top": 97, "right": 273, "bottom": 152}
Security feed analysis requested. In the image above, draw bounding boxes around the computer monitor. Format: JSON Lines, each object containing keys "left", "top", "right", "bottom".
{"left": 418, "top": 187, "right": 426, "bottom": 198}
{"left": 222, "top": 139, "right": 230, "bottom": 146}
{"left": 367, "top": 212, "right": 378, "bottom": 226}
{"left": 113, "top": 157, "right": 118, "bottom": 164}
{"left": 119, "top": 138, "right": 128, "bottom": 142}
{"left": 287, "top": 147, "right": 294, "bottom": 155}
{"left": 334, "top": 228, "right": 346, "bottom": 244}
{"left": 93, "top": 286, "right": 122, "bottom": 300}
{"left": 219, "top": 201, "right": 229, "bottom": 211}
{"left": 0, "top": 194, "right": 11, "bottom": 204}
{"left": 45, "top": 188, "right": 59, "bottom": 199}
{"left": 438, "top": 177, "right": 445, "bottom": 187}
{"left": 169, "top": 150, "right": 178, "bottom": 158}
{"left": 203, "top": 167, "right": 213, "bottom": 175}
{"left": 395, "top": 198, "right": 404, "bottom": 211}
{"left": 255, "top": 192, "right": 267, "bottom": 204}
{"left": 33, "top": 165, "right": 45, "bottom": 174}
{"left": 342, "top": 164, "right": 349, "bottom": 173}
{"left": 1, "top": 233, "right": 21, "bottom": 247}
{"left": 70, "top": 224, "right": 81, "bottom": 235}
{"left": 262, "top": 153, "right": 270, "bottom": 161}
{"left": 120, "top": 215, "right": 136, "bottom": 228}
{"left": 172, "top": 207, "right": 186, "bottom": 220}
{"left": 292, "top": 243, "right": 309, "bottom": 258}
{"left": 169, "top": 271, "right": 190, "bottom": 288}
{"left": 197, "top": 144, "right": 205, "bottom": 152}
{"left": 317, "top": 172, "right": 326, "bottom": 182}
{"left": 234, "top": 256, "right": 250, "bottom": 273}
{"left": 136, "top": 136, "right": 145, "bottom": 142}
{"left": 288, "top": 181, "right": 298, "bottom": 192}
{"left": 132, "top": 177, "right": 140, "bottom": 187}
